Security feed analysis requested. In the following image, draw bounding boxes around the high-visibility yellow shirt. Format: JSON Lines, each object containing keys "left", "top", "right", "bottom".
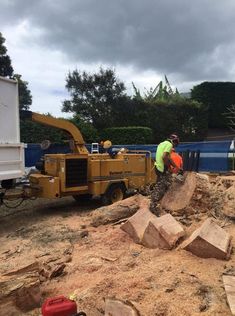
{"left": 155, "top": 140, "right": 173, "bottom": 172}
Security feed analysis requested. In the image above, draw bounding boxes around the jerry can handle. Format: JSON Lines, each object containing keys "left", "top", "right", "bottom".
{"left": 48, "top": 296, "right": 66, "bottom": 305}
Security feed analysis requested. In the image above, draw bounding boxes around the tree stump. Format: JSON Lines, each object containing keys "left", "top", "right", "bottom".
{"left": 160, "top": 172, "right": 197, "bottom": 213}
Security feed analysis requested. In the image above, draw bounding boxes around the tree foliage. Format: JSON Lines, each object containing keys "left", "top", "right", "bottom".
{"left": 102, "top": 97, "right": 207, "bottom": 143}
{"left": 146, "top": 99, "right": 208, "bottom": 143}
{"left": 13, "top": 74, "right": 32, "bottom": 110}
{"left": 20, "top": 115, "right": 99, "bottom": 144}
{"left": 132, "top": 75, "right": 180, "bottom": 102}
{"left": 191, "top": 81, "right": 235, "bottom": 128}
{"left": 20, "top": 120, "right": 67, "bottom": 144}
{"left": 20, "top": 65, "right": 208, "bottom": 145}
{"left": 101, "top": 127, "right": 153, "bottom": 144}
{"left": 62, "top": 67, "right": 126, "bottom": 129}
{"left": 0, "top": 32, "right": 13, "bottom": 77}
{"left": 69, "top": 115, "right": 99, "bottom": 143}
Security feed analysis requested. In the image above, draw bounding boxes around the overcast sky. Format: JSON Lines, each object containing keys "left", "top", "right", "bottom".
{"left": 1, "top": 0, "right": 235, "bottom": 116}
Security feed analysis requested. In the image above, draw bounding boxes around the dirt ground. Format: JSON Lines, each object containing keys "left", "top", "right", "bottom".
{"left": 0, "top": 179, "right": 235, "bottom": 316}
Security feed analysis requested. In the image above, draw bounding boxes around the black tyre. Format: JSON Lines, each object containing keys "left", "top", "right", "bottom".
{"left": 72, "top": 194, "right": 92, "bottom": 202}
{"left": 102, "top": 183, "right": 126, "bottom": 205}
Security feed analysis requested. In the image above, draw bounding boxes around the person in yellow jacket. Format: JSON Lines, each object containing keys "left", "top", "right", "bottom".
{"left": 150, "top": 134, "right": 182, "bottom": 215}
{"left": 154, "top": 134, "right": 181, "bottom": 178}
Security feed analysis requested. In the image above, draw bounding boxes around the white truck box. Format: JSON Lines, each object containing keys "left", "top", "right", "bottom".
{"left": 0, "top": 76, "right": 25, "bottom": 181}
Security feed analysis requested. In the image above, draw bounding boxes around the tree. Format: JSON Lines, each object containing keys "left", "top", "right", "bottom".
{"left": 69, "top": 115, "right": 99, "bottom": 143}
{"left": 62, "top": 67, "right": 127, "bottom": 129}
{"left": 13, "top": 74, "right": 32, "bottom": 110}
{"left": 141, "top": 99, "right": 208, "bottom": 143}
{"left": 191, "top": 82, "right": 235, "bottom": 128}
{"left": 0, "top": 32, "right": 14, "bottom": 77}
{"left": 132, "top": 76, "right": 180, "bottom": 102}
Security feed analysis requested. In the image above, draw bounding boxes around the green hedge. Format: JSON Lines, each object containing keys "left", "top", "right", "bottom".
{"left": 20, "top": 117, "right": 99, "bottom": 144}
{"left": 100, "top": 126, "right": 153, "bottom": 144}
{"left": 191, "top": 81, "right": 235, "bottom": 128}
{"left": 20, "top": 120, "right": 67, "bottom": 143}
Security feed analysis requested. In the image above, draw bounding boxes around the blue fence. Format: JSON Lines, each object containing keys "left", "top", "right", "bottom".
{"left": 24, "top": 141, "right": 232, "bottom": 172}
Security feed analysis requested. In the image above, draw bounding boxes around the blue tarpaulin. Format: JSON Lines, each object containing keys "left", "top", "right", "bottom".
{"left": 24, "top": 141, "right": 231, "bottom": 172}
{"left": 177, "top": 141, "right": 231, "bottom": 172}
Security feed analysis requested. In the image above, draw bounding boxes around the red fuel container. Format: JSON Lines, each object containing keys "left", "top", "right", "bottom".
{"left": 42, "top": 296, "right": 77, "bottom": 316}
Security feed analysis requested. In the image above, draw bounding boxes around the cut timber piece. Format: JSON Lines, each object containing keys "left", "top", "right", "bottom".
{"left": 0, "top": 261, "right": 41, "bottom": 313}
{"left": 142, "top": 214, "right": 185, "bottom": 249}
{"left": 91, "top": 195, "right": 140, "bottom": 227}
{"left": 121, "top": 201, "right": 184, "bottom": 249}
{"left": 105, "top": 298, "right": 140, "bottom": 316}
{"left": 182, "top": 218, "right": 232, "bottom": 260}
{"left": 121, "top": 197, "right": 155, "bottom": 243}
{"left": 223, "top": 275, "right": 235, "bottom": 315}
{"left": 161, "top": 172, "right": 197, "bottom": 212}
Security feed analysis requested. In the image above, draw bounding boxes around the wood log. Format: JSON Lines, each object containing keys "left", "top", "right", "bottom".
{"left": 90, "top": 195, "right": 142, "bottom": 227}
{"left": 121, "top": 202, "right": 185, "bottom": 249}
{"left": 121, "top": 196, "right": 154, "bottom": 243}
{"left": 142, "top": 214, "right": 185, "bottom": 249}
{"left": 182, "top": 218, "right": 232, "bottom": 260}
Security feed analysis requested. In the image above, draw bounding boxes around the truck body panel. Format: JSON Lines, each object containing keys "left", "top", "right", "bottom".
{"left": 0, "top": 76, "right": 25, "bottom": 182}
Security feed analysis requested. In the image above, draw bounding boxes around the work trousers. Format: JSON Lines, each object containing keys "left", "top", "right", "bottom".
{"left": 150, "top": 167, "right": 172, "bottom": 216}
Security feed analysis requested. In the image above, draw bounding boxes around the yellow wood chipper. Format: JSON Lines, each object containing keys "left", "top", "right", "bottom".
{"left": 1, "top": 111, "right": 156, "bottom": 205}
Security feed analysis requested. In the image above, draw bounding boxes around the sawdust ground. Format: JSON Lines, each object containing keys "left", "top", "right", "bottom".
{"left": 0, "top": 183, "right": 234, "bottom": 315}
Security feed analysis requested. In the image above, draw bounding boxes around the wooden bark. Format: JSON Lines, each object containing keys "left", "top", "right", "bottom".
{"left": 91, "top": 195, "right": 143, "bottom": 227}
{"left": 0, "top": 262, "right": 41, "bottom": 313}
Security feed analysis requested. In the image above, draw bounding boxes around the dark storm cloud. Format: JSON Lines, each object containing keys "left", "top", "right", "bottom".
{"left": 1, "top": 0, "right": 235, "bottom": 81}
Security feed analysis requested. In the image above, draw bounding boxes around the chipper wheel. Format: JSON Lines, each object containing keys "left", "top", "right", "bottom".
{"left": 102, "top": 183, "right": 126, "bottom": 205}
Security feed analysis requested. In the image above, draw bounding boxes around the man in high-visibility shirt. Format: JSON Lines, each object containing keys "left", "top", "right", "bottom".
{"left": 155, "top": 134, "right": 181, "bottom": 177}
{"left": 150, "top": 133, "right": 182, "bottom": 215}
